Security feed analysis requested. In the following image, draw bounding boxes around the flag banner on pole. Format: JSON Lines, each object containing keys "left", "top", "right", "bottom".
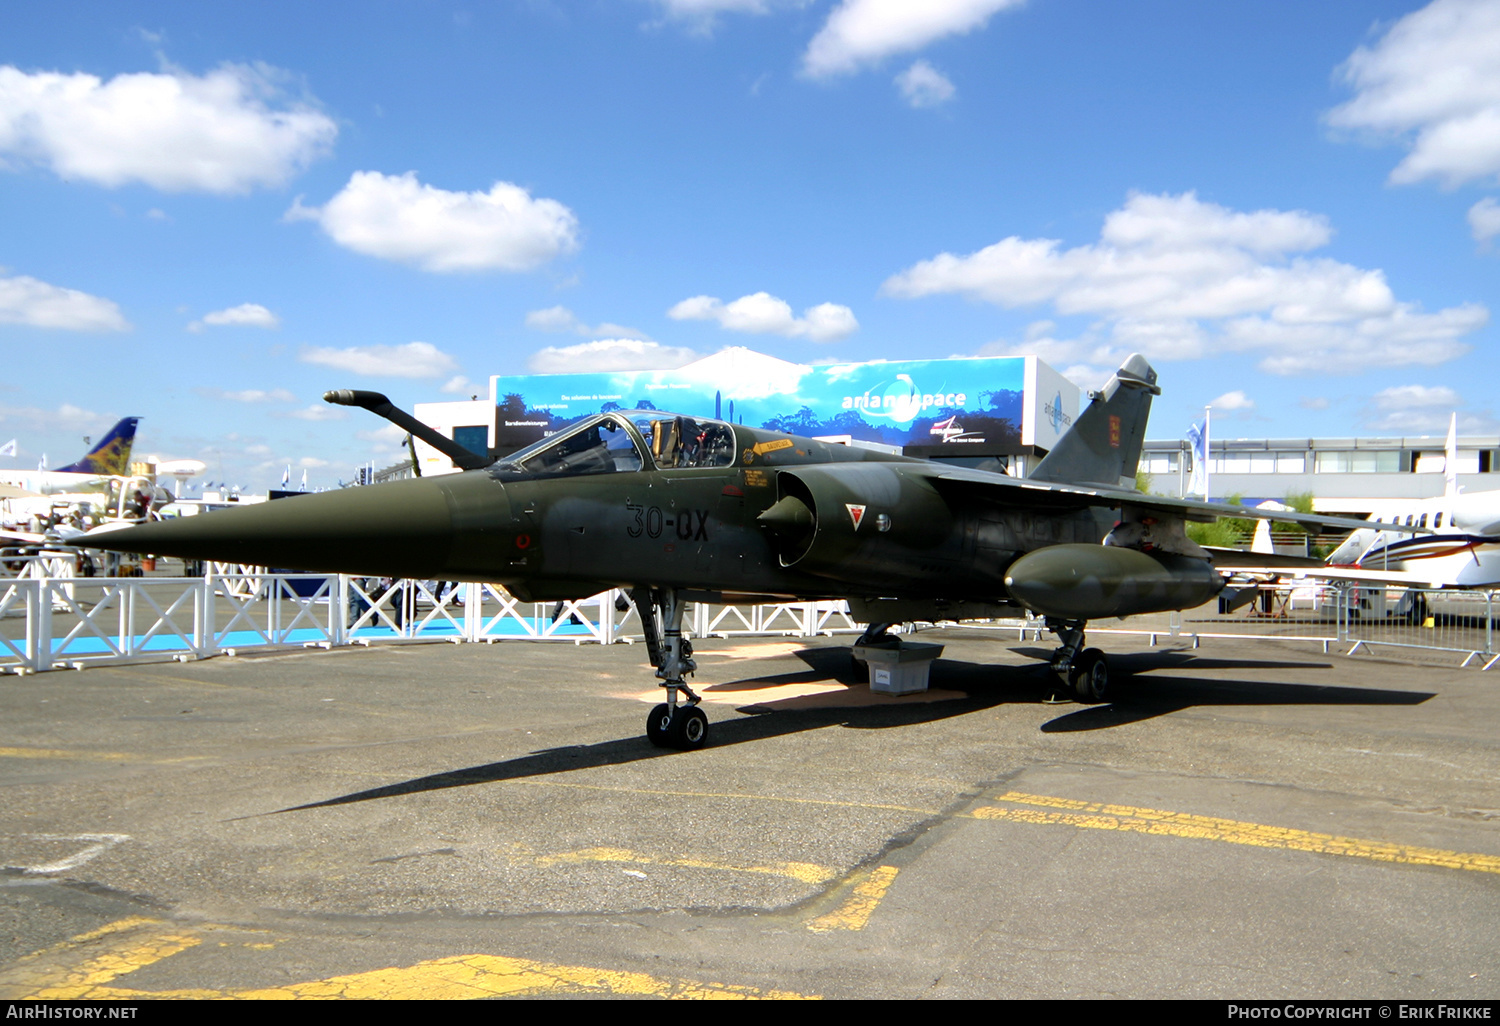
{"left": 1186, "top": 420, "right": 1206, "bottom": 496}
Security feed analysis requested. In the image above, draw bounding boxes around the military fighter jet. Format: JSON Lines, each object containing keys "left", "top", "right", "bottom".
{"left": 89, "top": 355, "right": 1412, "bottom": 749}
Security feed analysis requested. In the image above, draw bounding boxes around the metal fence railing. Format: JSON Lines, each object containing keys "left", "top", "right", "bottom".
{"left": 913, "top": 581, "right": 1500, "bottom": 672}
{"left": 1077, "top": 582, "right": 1495, "bottom": 670}
{"left": 0, "top": 559, "right": 866, "bottom": 674}
{"left": 2, "top": 559, "right": 1493, "bottom": 674}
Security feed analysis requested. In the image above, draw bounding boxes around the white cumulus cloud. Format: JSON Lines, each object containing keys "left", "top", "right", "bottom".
{"left": 1374, "top": 383, "right": 1463, "bottom": 410}
{"left": 282, "top": 405, "right": 348, "bottom": 422}
{"left": 187, "top": 302, "right": 280, "bottom": 333}
{"left": 524, "top": 305, "right": 651, "bottom": 339}
{"left": 0, "top": 63, "right": 336, "bottom": 193}
{"left": 528, "top": 339, "right": 700, "bottom": 373}
{"left": 0, "top": 402, "right": 109, "bottom": 434}
{"left": 884, "top": 191, "right": 1487, "bottom": 375}
{"left": 1327, "top": 0, "right": 1500, "bottom": 188}
{"left": 1209, "top": 390, "right": 1256, "bottom": 414}
{"left": 289, "top": 171, "right": 579, "bottom": 273}
{"left": 668, "top": 291, "right": 858, "bottom": 342}
{"left": 356, "top": 423, "right": 408, "bottom": 449}
{"left": 803, "top": 0, "right": 1025, "bottom": 77}
{"left": 299, "top": 341, "right": 459, "bottom": 379}
{"left": 0, "top": 275, "right": 129, "bottom": 331}
{"left": 896, "top": 60, "right": 956, "bottom": 107}
{"left": 525, "top": 305, "right": 582, "bottom": 332}
{"left": 1364, "top": 383, "right": 1484, "bottom": 432}
{"left": 1470, "top": 196, "right": 1500, "bottom": 245}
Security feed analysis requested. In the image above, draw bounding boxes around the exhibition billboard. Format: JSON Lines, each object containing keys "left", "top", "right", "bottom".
{"left": 488, "top": 349, "right": 1078, "bottom": 458}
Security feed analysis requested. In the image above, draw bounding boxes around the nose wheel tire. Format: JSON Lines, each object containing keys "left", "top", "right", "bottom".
{"left": 669, "top": 705, "right": 709, "bottom": 750}
{"left": 646, "top": 703, "right": 709, "bottom": 750}
{"left": 646, "top": 704, "right": 673, "bottom": 747}
{"left": 1069, "top": 648, "right": 1109, "bottom": 703}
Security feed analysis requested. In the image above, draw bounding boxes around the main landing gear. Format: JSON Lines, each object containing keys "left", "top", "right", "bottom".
{"left": 1044, "top": 616, "right": 1110, "bottom": 703}
{"left": 631, "top": 586, "right": 708, "bottom": 750}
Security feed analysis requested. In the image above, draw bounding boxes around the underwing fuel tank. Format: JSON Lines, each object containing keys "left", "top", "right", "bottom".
{"left": 1003, "top": 544, "right": 1224, "bottom": 620}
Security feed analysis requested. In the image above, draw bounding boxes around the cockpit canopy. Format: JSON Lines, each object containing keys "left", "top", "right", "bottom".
{"left": 491, "top": 412, "right": 736, "bottom": 480}
{"left": 634, "top": 412, "right": 735, "bottom": 469}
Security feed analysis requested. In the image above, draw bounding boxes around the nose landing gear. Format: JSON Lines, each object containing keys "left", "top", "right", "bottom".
{"left": 632, "top": 586, "right": 708, "bottom": 750}
{"left": 647, "top": 702, "right": 707, "bottom": 749}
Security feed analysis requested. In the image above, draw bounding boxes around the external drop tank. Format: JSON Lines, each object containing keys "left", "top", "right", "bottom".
{"left": 1003, "top": 543, "right": 1224, "bottom": 620}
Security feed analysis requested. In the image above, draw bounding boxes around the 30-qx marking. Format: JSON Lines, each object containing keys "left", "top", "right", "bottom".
{"left": 627, "top": 504, "right": 709, "bottom": 541}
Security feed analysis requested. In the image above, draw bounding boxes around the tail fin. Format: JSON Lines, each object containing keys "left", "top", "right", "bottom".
{"left": 1029, "top": 354, "right": 1158, "bottom": 488}
{"left": 57, "top": 417, "right": 139, "bottom": 476}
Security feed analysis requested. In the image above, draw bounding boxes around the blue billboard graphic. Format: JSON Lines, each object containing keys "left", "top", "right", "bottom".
{"left": 489, "top": 351, "right": 1028, "bottom": 456}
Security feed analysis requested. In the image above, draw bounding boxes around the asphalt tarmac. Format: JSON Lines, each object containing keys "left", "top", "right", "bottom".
{"left": 1, "top": 629, "right": 1497, "bottom": 1000}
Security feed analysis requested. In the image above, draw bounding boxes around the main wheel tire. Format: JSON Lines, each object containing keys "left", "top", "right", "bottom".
{"left": 668, "top": 705, "right": 709, "bottom": 750}
{"left": 1070, "top": 648, "right": 1110, "bottom": 703}
{"left": 646, "top": 703, "right": 673, "bottom": 747}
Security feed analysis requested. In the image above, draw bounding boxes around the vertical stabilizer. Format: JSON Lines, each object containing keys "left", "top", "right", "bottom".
{"left": 56, "top": 417, "right": 139, "bottom": 476}
{"left": 1029, "top": 354, "right": 1159, "bottom": 488}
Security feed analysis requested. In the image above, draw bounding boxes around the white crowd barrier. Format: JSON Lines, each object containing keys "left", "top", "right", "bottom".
{"left": 2, "top": 559, "right": 1493, "bottom": 674}
{"left": 0, "top": 558, "right": 864, "bottom": 674}
{"left": 962, "top": 580, "right": 1500, "bottom": 671}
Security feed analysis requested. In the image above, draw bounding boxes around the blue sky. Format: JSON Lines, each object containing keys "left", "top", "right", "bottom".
{"left": 1, "top": 0, "right": 1497, "bottom": 489}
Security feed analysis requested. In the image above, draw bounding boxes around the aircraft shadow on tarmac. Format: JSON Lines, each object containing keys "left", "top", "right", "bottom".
{"left": 1019, "top": 648, "right": 1433, "bottom": 732}
{"left": 269, "top": 647, "right": 1433, "bottom": 816}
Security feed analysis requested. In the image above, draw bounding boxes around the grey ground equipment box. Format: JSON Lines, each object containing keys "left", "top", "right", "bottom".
{"left": 854, "top": 641, "right": 945, "bottom": 695}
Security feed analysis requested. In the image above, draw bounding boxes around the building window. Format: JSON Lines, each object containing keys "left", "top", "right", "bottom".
{"left": 1315, "top": 451, "right": 1399, "bottom": 473}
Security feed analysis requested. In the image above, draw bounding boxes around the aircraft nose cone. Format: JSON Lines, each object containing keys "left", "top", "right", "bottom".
{"left": 91, "top": 474, "right": 474, "bottom": 579}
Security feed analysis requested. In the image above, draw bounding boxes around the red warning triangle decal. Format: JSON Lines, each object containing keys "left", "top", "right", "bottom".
{"left": 846, "top": 503, "right": 866, "bottom": 530}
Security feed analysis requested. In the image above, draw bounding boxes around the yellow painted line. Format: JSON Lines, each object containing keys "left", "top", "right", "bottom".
{"left": 92, "top": 667, "right": 232, "bottom": 689}
{"left": 0, "top": 746, "right": 148, "bottom": 762}
{"left": 4, "top": 919, "right": 818, "bottom": 1000}
{"left": 806, "top": 866, "right": 900, "bottom": 933}
{"left": 0, "top": 746, "right": 203, "bottom": 765}
{"left": 536, "top": 845, "right": 835, "bottom": 885}
{"left": 974, "top": 791, "right": 1500, "bottom": 875}
{"left": 0, "top": 917, "right": 203, "bottom": 1000}
{"left": 227, "top": 955, "right": 817, "bottom": 1000}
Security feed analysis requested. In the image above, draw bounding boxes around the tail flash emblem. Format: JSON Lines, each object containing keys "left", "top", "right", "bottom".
{"left": 1109, "top": 415, "right": 1121, "bottom": 448}
{"left": 846, "top": 504, "right": 867, "bottom": 530}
